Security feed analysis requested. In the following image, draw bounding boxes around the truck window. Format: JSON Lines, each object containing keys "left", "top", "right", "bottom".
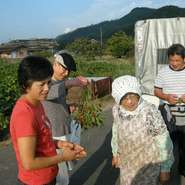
{"left": 157, "top": 48, "right": 168, "bottom": 73}
{"left": 157, "top": 48, "right": 168, "bottom": 64}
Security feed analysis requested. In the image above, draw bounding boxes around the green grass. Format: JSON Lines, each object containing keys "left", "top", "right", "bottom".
{"left": 71, "top": 56, "right": 135, "bottom": 79}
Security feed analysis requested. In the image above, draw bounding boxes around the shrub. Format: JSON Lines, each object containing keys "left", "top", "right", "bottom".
{"left": 0, "top": 60, "right": 19, "bottom": 129}
{"left": 106, "top": 31, "right": 134, "bottom": 58}
{"left": 66, "top": 38, "right": 102, "bottom": 59}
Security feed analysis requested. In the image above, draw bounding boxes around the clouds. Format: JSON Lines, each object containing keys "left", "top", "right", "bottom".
{"left": 63, "top": 28, "right": 74, "bottom": 34}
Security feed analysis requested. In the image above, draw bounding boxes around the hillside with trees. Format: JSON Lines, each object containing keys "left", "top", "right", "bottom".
{"left": 56, "top": 5, "right": 185, "bottom": 47}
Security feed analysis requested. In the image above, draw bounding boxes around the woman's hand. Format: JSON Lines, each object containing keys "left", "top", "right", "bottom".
{"left": 59, "top": 146, "right": 77, "bottom": 161}
{"left": 57, "top": 140, "right": 74, "bottom": 149}
{"left": 112, "top": 156, "right": 120, "bottom": 168}
{"left": 73, "top": 144, "right": 87, "bottom": 159}
{"left": 159, "top": 172, "right": 170, "bottom": 185}
{"left": 57, "top": 141, "right": 87, "bottom": 160}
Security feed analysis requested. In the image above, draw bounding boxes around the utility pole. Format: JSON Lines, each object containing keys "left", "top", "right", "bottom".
{"left": 100, "top": 26, "right": 103, "bottom": 49}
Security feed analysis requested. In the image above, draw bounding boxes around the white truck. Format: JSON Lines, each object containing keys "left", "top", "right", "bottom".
{"left": 135, "top": 17, "right": 185, "bottom": 95}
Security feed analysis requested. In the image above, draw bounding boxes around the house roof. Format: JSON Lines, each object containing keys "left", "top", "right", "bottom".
{"left": 0, "top": 38, "right": 58, "bottom": 53}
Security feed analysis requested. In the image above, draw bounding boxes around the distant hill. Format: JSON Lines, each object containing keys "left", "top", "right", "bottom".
{"left": 56, "top": 5, "right": 185, "bottom": 47}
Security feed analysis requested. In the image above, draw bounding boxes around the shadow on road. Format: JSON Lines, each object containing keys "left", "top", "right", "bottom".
{"left": 69, "top": 131, "right": 119, "bottom": 185}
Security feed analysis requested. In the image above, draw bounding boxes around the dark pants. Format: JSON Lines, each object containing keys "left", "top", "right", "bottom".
{"left": 159, "top": 104, "right": 176, "bottom": 141}
{"left": 176, "top": 125, "right": 185, "bottom": 176}
{"left": 160, "top": 105, "right": 185, "bottom": 176}
{"left": 17, "top": 178, "right": 56, "bottom": 185}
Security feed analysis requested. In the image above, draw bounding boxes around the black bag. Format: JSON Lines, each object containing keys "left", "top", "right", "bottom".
{"left": 159, "top": 104, "right": 176, "bottom": 141}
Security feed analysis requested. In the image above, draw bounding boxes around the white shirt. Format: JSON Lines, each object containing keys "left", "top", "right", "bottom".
{"left": 155, "top": 65, "right": 185, "bottom": 103}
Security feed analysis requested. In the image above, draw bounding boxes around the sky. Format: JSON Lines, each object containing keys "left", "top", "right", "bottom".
{"left": 0, "top": 0, "right": 185, "bottom": 43}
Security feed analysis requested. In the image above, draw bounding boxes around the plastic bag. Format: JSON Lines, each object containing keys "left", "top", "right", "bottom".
{"left": 70, "top": 119, "right": 81, "bottom": 144}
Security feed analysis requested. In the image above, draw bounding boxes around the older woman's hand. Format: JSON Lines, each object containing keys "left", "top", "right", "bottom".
{"left": 112, "top": 156, "right": 120, "bottom": 168}
{"left": 159, "top": 172, "right": 170, "bottom": 185}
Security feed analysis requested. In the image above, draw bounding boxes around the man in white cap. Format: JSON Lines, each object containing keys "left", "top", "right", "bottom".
{"left": 43, "top": 51, "right": 88, "bottom": 185}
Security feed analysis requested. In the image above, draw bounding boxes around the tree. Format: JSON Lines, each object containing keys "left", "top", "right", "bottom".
{"left": 106, "top": 32, "right": 133, "bottom": 58}
{"left": 66, "top": 38, "right": 102, "bottom": 59}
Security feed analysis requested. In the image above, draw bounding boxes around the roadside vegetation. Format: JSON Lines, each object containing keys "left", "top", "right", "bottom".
{"left": 0, "top": 60, "right": 19, "bottom": 133}
{"left": 0, "top": 31, "right": 134, "bottom": 133}
{"left": 0, "top": 55, "right": 134, "bottom": 132}
{"left": 66, "top": 31, "right": 134, "bottom": 59}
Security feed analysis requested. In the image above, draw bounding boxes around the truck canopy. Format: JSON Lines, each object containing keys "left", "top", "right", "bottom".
{"left": 135, "top": 17, "right": 185, "bottom": 94}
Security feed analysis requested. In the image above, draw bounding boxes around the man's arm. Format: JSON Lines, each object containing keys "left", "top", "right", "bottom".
{"left": 65, "top": 76, "right": 88, "bottom": 89}
{"left": 154, "top": 87, "right": 178, "bottom": 104}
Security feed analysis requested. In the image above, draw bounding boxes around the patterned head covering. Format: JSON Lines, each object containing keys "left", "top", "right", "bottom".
{"left": 112, "top": 75, "right": 141, "bottom": 104}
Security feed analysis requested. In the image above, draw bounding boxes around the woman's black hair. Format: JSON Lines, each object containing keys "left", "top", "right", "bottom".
{"left": 18, "top": 56, "right": 53, "bottom": 93}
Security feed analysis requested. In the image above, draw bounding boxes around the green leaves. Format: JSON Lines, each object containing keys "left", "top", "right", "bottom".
{"left": 106, "top": 31, "right": 134, "bottom": 58}
{"left": 0, "top": 113, "right": 8, "bottom": 129}
{"left": 0, "top": 59, "right": 20, "bottom": 129}
{"left": 66, "top": 38, "right": 102, "bottom": 59}
{"left": 72, "top": 86, "right": 104, "bottom": 129}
